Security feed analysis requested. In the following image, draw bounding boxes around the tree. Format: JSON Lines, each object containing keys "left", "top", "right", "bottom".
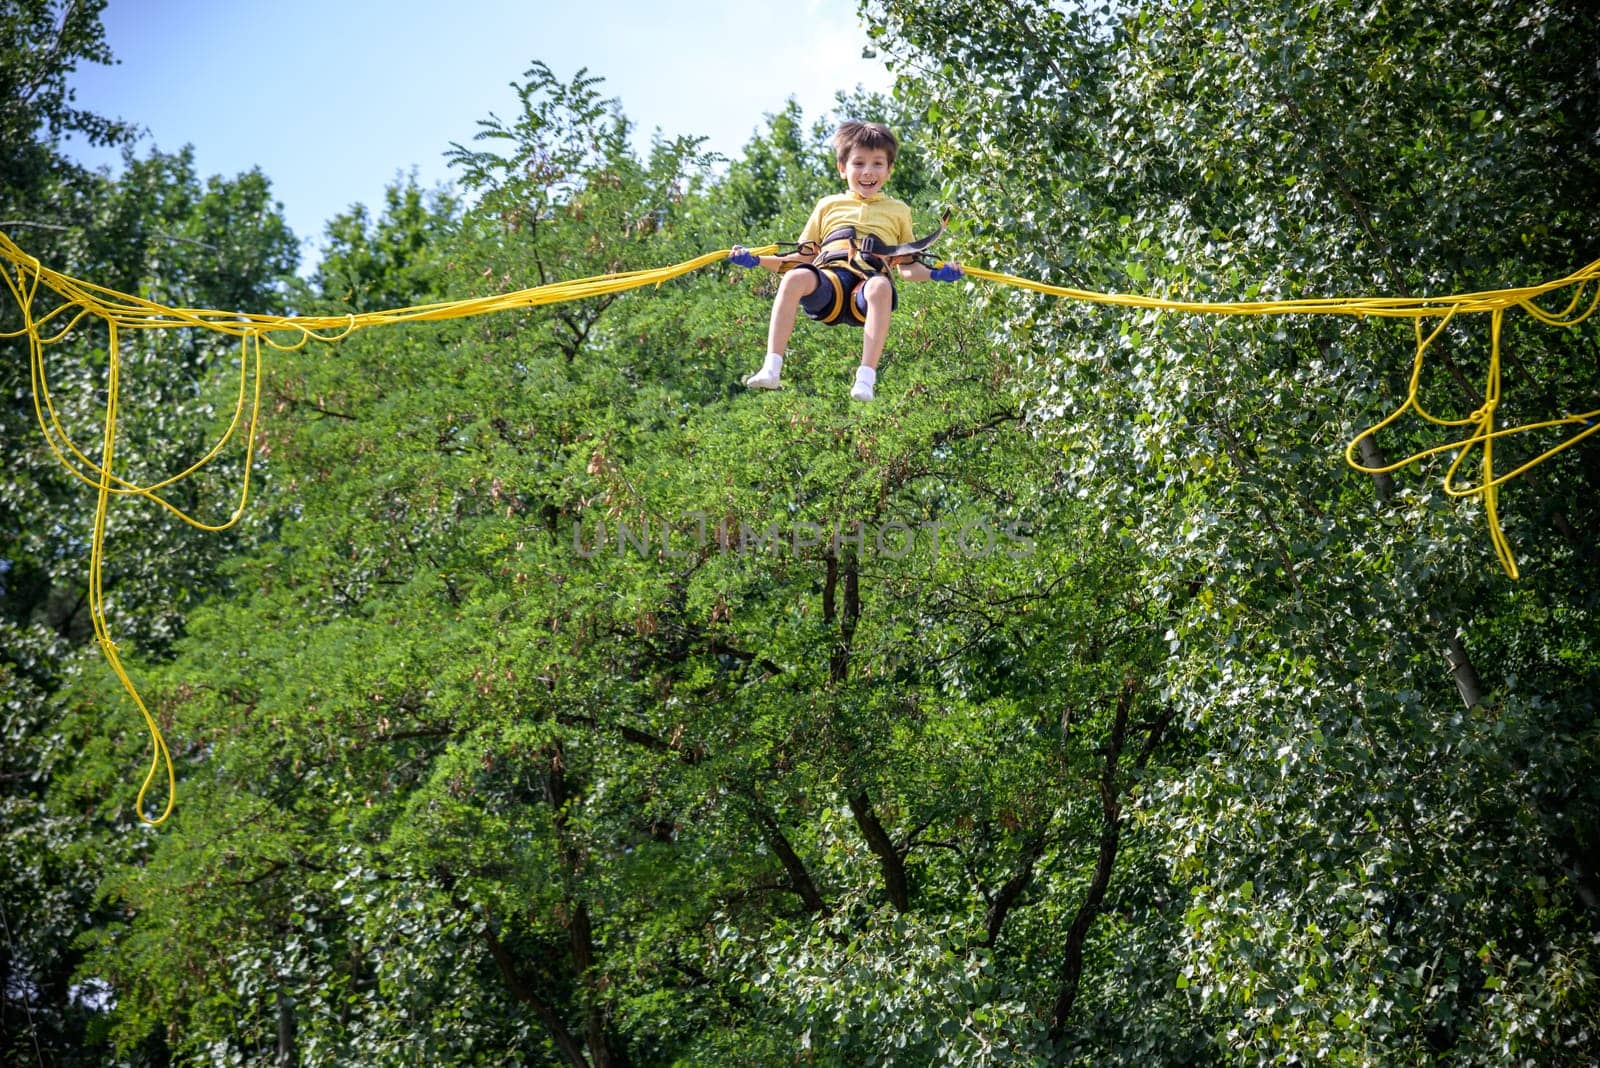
{"left": 871, "top": 0, "right": 1600, "bottom": 1061}
{"left": 15, "top": 4, "right": 1598, "bottom": 1061}
{"left": 2, "top": 6, "right": 299, "bottom": 1058}
{"left": 315, "top": 174, "right": 460, "bottom": 313}
{"left": 45, "top": 64, "right": 1195, "bottom": 1066}
{"left": 0, "top": 0, "right": 134, "bottom": 216}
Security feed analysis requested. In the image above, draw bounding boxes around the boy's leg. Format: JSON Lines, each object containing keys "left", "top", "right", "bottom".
{"left": 857, "top": 275, "right": 894, "bottom": 370}
{"left": 747, "top": 269, "right": 819, "bottom": 389}
{"left": 851, "top": 275, "right": 895, "bottom": 401}
{"left": 768, "top": 268, "right": 818, "bottom": 356}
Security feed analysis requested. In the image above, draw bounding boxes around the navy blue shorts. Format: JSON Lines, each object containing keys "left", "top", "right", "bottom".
{"left": 794, "top": 264, "right": 898, "bottom": 327}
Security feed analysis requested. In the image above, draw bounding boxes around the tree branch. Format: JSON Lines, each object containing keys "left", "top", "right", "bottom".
{"left": 556, "top": 711, "right": 705, "bottom": 763}
{"left": 995, "top": 0, "right": 1073, "bottom": 89}
{"left": 984, "top": 833, "right": 1046, "bottom": 947}
{"left": 748, "top": 801, "right": 832, "bottom": 918}
{"left": 849, "top": 792, "right": 910, "bottom": 913}
{"left": 930, "top": 409, "right": 1021, "bottom": 447}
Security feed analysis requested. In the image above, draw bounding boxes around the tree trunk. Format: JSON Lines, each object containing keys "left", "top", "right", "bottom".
{"left": 569, "top": 901, "right": 623, "bottom": 1068}
{"left": 276, "top": 987, "right": 297, "bottom": 1067}
{"left": 482, "top": 920, "right": 591, "bottom": 1068}
{"left": 823, "top": 550, "right": 910, "bottom": 909}
{"left": 546, "top": 747, "right": 625, "bottom": 1068}
{"left": 1050, "top": 681, "right": 1134, "bottom": 1039}
{"left": 1049, "top": 686, "right": 1175, "bottom": 1040}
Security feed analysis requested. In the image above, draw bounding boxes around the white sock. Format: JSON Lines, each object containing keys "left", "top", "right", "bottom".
{"left": 744, "top": 352, "right": 784, "bottom": 390}
{"left": 850, "top": 364, "right": 877, "bottom": 401}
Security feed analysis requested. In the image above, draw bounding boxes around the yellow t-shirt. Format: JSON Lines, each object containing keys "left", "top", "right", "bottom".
{"left": 799, "top": 192, "right": 915, "bottom": 252}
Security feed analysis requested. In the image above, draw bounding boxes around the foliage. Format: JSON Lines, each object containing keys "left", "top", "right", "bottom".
{"left": 0, "top": 0, "right": 133, "bottom": 213}
{"left": 871, "top": 0, "right": 1600, "bottom": 1062}
{"left": 4, "top": 3, "right": 1599, "bottom": 1065}
{"left": 315, "top": 175, "right": 460, "bottom": 313}
{"left": 2, "top": 7, "right": 299, "bottom": 1061}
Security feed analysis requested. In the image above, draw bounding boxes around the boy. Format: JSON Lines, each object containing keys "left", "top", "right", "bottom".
{"left": 729, "top": 121, "right": 962, "bottom": 402}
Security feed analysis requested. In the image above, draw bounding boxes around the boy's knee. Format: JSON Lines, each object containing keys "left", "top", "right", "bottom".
{"left": 780, "top": 269, "right": 819, "bottom": 298}
{"left": 862, "top": 275, "right": 893, "bottom": 306}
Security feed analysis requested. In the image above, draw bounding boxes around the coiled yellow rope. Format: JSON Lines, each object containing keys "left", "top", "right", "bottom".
{"left": 962, "top": 262, "right": 1600, "bottom": 578}
{"left": 2, "top": 232, "right": 779, "bottom": 824}
{"left": 2, "top": 229, "right": 1596, "bottom": 823}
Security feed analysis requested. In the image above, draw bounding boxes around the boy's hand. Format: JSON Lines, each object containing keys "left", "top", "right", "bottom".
{"left": 930, "top": 261, "right": 963, "bottom": 282}
{"left": 729, "top": 246, "right": 760, "bottom": 268}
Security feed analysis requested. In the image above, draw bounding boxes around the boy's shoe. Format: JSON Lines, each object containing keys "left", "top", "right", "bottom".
{"left": 850, "top": 365, "right": 877, "bottom": 403}
{"left": 744, "top": 353, "right": 783, "bottom": 390}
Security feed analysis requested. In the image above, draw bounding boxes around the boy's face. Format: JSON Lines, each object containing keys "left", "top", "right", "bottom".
{"left": 839, "top": 147, "right": 892, "bottom": 198}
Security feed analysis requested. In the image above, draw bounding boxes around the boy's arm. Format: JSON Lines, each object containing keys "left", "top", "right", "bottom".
{"left": 730, "top": 246, "right": 815, "bottom": 272}
{"left": 897, "top": 258, "right": 963, "bottom": 282}
{"left": 730, "top": 197, "right": 831, "bottom": 271}
{"left": 890, "top": 206, "right": 959, "bottom": 280}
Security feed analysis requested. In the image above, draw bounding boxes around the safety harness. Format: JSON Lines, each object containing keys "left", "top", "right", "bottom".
{"left": 771, "top": 215, "right": 949, "bottom": 325}
{"left": 776, "top": 213, "right": 949, "bottom": 280}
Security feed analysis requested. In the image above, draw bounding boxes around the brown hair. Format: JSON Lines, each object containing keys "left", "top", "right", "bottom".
{"left": 833, "top": 121, "right": 899, "bottom": 167}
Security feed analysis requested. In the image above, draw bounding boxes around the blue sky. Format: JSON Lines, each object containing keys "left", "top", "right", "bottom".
{"left": 63, "top": 0, "right": 892, "bottom": 270}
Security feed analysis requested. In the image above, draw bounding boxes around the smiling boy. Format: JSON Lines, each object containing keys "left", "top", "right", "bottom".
{"left": 729, "top": 121, "right": 960, "bottom": 402}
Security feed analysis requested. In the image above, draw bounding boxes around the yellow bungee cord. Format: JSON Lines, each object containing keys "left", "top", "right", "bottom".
{"left": 2, "top": 228, "right": 1597, "bottom": 823}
